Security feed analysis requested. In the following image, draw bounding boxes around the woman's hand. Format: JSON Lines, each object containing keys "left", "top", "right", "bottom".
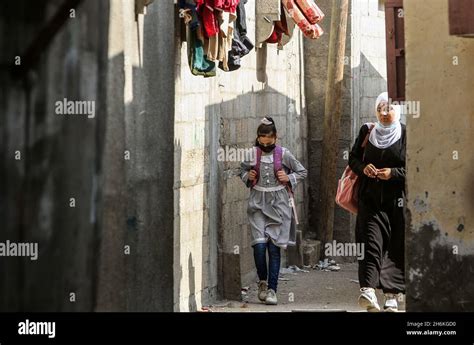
{"left": 248, "top": 170, "right": 257, "bottom": 181}
{"left": 277, "top": 170, "right": 290, "bottom": 183}
{"left": 377, "top": 168, "right": 392, "bottom": 180}
{"left": 363, "top": 164, "right": 378, "bottom": 178}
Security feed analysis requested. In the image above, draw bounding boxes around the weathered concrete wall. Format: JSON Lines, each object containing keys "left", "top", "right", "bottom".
{"left": 351, "top": 0, "right": 388, "bottom": 133}
{"left": 0, "top": 0, "right": 107, "bottom": 311}
{"left": 96, "top": 0, "right": 175, "bottom": 312}
{"left": 174, "top": 0, "right": 307, "bottom": 310}
{"left": 305, "top": 0, "right": 387, "bottom": 248}
{"left": 304, "top": 0, "right": 352, "bottom": 244}
{"left": 0, "top": 0, "right": 175, "bottom": 312}
{"left": 404, "top": 0, "right": 474, "bottom": 311}
{"left": 0, "top": 0, "right": 34, "bottom": 311}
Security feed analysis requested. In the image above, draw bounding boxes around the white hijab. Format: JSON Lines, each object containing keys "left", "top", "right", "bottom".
{"left": 365, "top": 92, "right": 402, "bottom": 149}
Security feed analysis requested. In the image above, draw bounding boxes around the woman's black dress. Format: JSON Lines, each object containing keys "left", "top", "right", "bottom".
{"left": 349, "top": 123, "right": 406, "bottom": 294}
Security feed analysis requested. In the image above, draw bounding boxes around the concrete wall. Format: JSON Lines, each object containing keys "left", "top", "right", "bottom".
{"left": 304, "top": 0, "right": 353, "bottom": 244}
{"left": 0, "top": 0, "right": 176, "bottom": 312}
{"left": 404, "top": 0, "right": 474, "bottom": 311}
{"left": 174, "top": 0, "right": 307, "bottom": 310}
{"left": 351, "top": 0, "right": 388, "bottom": 135}
{"left": 305, "top": 0, "right": 387, "bottom": 247}
{"left": 0, "top": 0, "right": 107, "bottom": 311}
{"left": 96, "top": 0, "right": 175, "bottom": 312}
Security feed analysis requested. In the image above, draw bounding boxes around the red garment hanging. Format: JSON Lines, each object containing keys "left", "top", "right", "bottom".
{"left": 199, "top": 4, "right": 219, "bottom": 38}
{"left": 214, "top": 0, "right": 240, "bottom": 13}
{"left": 198, "top": 0, "right": 240, "bottom": 38}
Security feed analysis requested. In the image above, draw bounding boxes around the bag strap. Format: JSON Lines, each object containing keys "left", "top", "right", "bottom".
{"left": 273, "top": 145, "right": 283, "bottom": 176}
{"left": 251, "top": 147, "right": 262, "bottom": 187}
{"left": 362, "top": 123, "right": 375, "bottom": 148}
{"left": 361, "top": 123, "right": 375, "bottom": 161}
{"left": 274, "top": 146, "right": 290, "bottom": 188}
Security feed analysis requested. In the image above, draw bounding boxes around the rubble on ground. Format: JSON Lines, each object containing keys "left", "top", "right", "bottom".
{"left": 314, "top": 258, "right": 341, "bottom": 272}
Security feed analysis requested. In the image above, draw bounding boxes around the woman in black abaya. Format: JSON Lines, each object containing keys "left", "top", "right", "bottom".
{"left": 349, "top": 92, "right": 406, "bottom": 312}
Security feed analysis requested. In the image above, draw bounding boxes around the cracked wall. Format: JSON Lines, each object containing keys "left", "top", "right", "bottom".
{"left": 405, "top": 0, "right": 474, "bottom": 311}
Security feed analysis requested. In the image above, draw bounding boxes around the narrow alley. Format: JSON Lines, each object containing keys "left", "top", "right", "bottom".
{"left": 210, "top": 262, "right": 405, "bottom": 312}
{"left": 0, "top": 0, "right": 472, "bottom": 317}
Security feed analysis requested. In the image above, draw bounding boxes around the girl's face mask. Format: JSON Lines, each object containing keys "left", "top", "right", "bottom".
{"left": 257, "top": 134, "right": 276, "bottom": 152}
{"left": 258, "top": 143, "right": 276, "bottom": 152}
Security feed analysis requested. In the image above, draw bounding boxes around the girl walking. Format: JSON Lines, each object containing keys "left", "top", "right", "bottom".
{"left": 240, "top": 117, "right": 307, "bottom": 305}
{"left": 349, "top": 92, "right": 406, "bottom": 312}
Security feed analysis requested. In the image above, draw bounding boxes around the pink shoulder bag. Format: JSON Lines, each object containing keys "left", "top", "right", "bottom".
{"left": 335, "top": 124, "right": 374, "bottom": 214}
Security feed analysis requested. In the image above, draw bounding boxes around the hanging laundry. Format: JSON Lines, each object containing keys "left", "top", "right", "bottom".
{"left": 180, "top": 0, "right": 249, "bottom": 75}
{"left": 265, "top": 2, "right": 290, "bottom": 48}
{"left": 214, "top": 0, "right": 240, "bottom": 13}
{"left": 280, "top": 4, "right": 297, "bottom": 47}
{"left": 295, "top": 0, "right": 324, "bottom": 24}
{"left": 255, "top": 0, "right": 281, "bottom": 48}
{"left": 179, "top": 0, "right": 217, "bottom": 77}
{"left": 190, "top": 29, "right": 217, "bottom": 77}
{"left": 282, "top": 0, "right": 324, "bottom": 39}
{"left": 179, "top": 0, "right": 200, "bottom": 29}
{"left": 217, "top": 11, "right": 236, "bottom": 71}
{"left": 199, "top": 2, "right": 219, "bottom": 60}
{"left": 200, "top": 5, "right": 220, "bottom": 37}
{"left": 233, "top": 0, "right": 254, "bottom": 54}
{"left": 256, "top": 0, "right": 296, "bottom": 49}
{"left": 219, "top": 0, "right": 254, "bottom": 71}
{"left": 197, "top": 0, "right": 241, "bottom": 71}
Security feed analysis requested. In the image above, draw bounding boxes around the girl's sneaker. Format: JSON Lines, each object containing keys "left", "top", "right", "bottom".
{"left": 358, "top": 287, "right": 380, "bottom": 312}
{"left": 258, "top": 281, "right": 268, "bottom": 302}
{"left": 383, "top": 293, "right": 399, "bottom": 312}
{"left": 265, "top": 289, "right": 278, "bottom": 305}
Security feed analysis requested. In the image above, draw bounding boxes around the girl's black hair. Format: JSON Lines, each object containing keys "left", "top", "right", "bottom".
{"left": 255, "top": 117, "right": 277, "bottom": 146}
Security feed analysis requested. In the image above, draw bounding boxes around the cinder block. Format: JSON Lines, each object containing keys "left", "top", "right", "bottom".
{"left": 303, "top": 240, "right": 321, "bottom": 266}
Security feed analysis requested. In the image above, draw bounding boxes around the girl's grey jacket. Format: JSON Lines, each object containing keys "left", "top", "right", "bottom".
{"left": 240, "top": 147, "right": 307, "bottom": 249}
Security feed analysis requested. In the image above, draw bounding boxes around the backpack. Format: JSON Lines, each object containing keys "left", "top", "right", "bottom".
{"left": 251, "top": 145, "right": 284, "bottom": 188}
{"left": 251, "top": 145, "right": 300, "bottom": 224}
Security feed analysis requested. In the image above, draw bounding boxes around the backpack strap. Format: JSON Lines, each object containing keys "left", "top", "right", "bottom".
{"left": 273, "top": 145, "right": 283, "bottom": 177}
{"left": 252, "top": 147, "right": 262, "bottom": 187}
{"left": 274, "top": 145, "right": 287, "bottom": 187}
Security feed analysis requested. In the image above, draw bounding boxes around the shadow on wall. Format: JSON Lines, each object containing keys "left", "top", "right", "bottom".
{"left": 97, "top": 0, "right": 175, "bottom": 312}
{"left": 174, "top": 138, "right": 183, "bottom": 311}
{"left": 188, "top": 253, "right": 197, "bottom": 311}
{"left": 79, "top": 0, "right": 175, "bottom": 312}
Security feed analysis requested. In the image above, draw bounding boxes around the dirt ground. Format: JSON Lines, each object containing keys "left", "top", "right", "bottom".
{"left": 208, "top": 262, "right": 405, "bottom": 312}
